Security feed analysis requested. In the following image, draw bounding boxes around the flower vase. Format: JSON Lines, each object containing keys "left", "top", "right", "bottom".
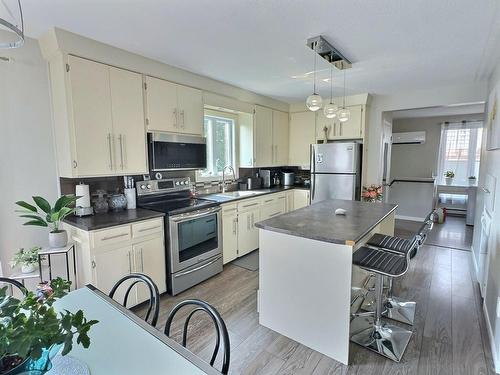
{"left": 21, "top": 263, "right": 35, "bottom": 274}
{"left": 2, "top": 345, "right": 61, "bottom": 375}
{"left": 445, "top": 177, "right": 453, "bottom": 185}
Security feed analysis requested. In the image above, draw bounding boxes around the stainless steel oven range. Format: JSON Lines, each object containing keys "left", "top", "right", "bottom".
{"left": 136, "top": 177, "right": 222, "bottom": 295}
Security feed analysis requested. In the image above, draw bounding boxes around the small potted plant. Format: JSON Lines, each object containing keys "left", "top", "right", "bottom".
{"left": 444, "top": 171, "right": 455, "bottom": 185}
{"left": 468, "top": 175, "right": 477, "bottom": 186}
{"left": 15, "top": 195, "right": 79, "bottom": 248}
{"left": 362, "top": 184, "right": 383, "bottom": 202}
{"left": 0, "top": 278, "right": 98, "bottom": 374}
{"left": 10, "top": 247, "right": 41, "bottom": 274}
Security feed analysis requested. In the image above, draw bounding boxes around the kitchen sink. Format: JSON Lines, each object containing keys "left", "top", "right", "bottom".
{"left": 217, "top": 190, "right": 261, "bottom": 198}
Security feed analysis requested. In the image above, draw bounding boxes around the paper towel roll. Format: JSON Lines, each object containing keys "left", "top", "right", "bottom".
{"left": 75, "top": 184, "right": 91, "bottom": 208}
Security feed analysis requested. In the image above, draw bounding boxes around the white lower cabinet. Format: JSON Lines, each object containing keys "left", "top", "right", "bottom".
{"left": 293, "top": 189, "right": 311, "bottom": 209}
{"left": 220, "top": 190, "right": 308, "bottom": 264}
{"left": 65, "top": 217, "right": 166, "bottom": 307}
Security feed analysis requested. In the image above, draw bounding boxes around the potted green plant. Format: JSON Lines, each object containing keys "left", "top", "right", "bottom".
{"left": 0, "top": 278, "right": 98, "bottom": 374}
{"left": 444, "top": 171, "right": 455, "bottom": 185}
{"left": 468, "top": 175, "right": 477, "bottom": 186}
{"left": 10, "top": 247, "right": 41, "bottom": 274}
{"left": 15, "top": 195, "right": 79, "bottom": 248}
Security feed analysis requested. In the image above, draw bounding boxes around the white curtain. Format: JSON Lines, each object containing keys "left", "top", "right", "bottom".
{"left": 437, "top": 121, "right": 483, "bottom": 185}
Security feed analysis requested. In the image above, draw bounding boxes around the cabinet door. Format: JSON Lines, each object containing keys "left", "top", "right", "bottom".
{"left": 254, "top": 106, "right": 273, "bottom": 167}
{"left": 68, "top": 56, "right": 113, "bottom": 176}
{"left": 336, "top": 105, "right": 363, "bottom": 139}
{"left": 260, "top": 196, "right": 286, "bottom": 220}
{"left": 109, "top": 67, "right": 148, "bottom": 174}
{"left": 177, "top": 85, "right": 203, "bottom": 136}
{"left": 93, "top": 245, "right": 134, "bottom": 306}
{"left": 222, "top": 212, "right": 238, "bottom": 264}
{"left": 144, "top": 76, "right": 179, "bottom": 133}
{"left": 237, "top": 208, "right": 260, "bottom": 256}
{"left": 293, "top": 190, "right": 310, "bottom": 209}
{"left": 133, "top": 237, "right": 166, "bottom": 304}
{"left": 273, "top": 110, "right": 289, "bottom": 166}
{"left": 285, "top": 191, "right": 295, "bottom": 212}
{"left": 289, "top": 112, "right": 315, "bottom": 167}
{"left": 315, "top": 111, "right": 335, "bottom": 141}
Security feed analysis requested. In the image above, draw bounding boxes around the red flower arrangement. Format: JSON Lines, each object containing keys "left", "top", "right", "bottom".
{"left": 362, "top": 184, "right": 383, "bottom": 202}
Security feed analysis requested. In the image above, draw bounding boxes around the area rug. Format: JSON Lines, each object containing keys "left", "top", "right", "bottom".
{"left": 232, "top": 250, "right": 259, "bottom": 271}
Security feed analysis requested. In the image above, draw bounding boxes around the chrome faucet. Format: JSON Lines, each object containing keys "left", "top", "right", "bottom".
{"left": 222, "top": 165, "right": 236, "bottom": 193}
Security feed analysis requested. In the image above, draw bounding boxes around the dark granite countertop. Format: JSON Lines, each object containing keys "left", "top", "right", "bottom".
{"left": 198, "top": 185, "right": 309, "bottom": 203}
{"left": 255, "top": 199, "right": 397, "bottom": 245}
{"left": 64, "top": 208, "right": 165, "bottom": 231}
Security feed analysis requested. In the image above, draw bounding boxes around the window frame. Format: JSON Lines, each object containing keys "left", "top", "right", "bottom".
{"left": 195, "top": 109, "right": 239, "bottom": 182}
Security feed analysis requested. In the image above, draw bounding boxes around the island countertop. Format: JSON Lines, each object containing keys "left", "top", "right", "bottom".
{"left": 255, "top": 199, "right": 398, "bottom": 245}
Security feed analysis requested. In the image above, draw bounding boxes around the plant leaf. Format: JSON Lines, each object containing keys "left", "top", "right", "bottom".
{"left": 15, "top": 201, "right": 37, "bottom": 212}
{"left": 54, "top": 195, "right": 78, "bottom": 212}
{"left": 33, "top": 196, "right": 51, "bottom": 214}
{"left": 19, "top": 214, "right": 44, "bottom": 221}
{"left": 23, "top": 220, "right": 48, "bottom": 227}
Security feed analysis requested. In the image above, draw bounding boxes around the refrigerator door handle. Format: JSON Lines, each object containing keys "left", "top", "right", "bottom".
{"left": 311, "top": 144, "right": 315, "bottom": 173}
{"left": 312, "top": 172, "right": 316, "bottom": 201}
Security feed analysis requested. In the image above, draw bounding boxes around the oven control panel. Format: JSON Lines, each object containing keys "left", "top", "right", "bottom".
{"left": 136, "top": 177, "right": 191, "bottom": 195}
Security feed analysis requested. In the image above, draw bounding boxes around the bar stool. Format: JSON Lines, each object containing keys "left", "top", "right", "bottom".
{"left": 361, "top": 212, "right": 435, "bottom": 325}
{"left": 350, "top": 246, "right": 412, "bottom": 362}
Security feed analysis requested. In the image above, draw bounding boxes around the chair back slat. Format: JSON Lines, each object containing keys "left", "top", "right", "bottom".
{"left": 0, "top": 277, "right": 28, "bottom": 297}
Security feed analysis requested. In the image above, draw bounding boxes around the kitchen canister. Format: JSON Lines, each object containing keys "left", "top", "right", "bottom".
{"left": 124, "top": 188, "right": 136, "bottom": 209}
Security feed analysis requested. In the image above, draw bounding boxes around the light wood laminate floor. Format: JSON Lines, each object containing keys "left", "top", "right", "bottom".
{"left": 135, "top": 244, "right": 495, "bottom": 374}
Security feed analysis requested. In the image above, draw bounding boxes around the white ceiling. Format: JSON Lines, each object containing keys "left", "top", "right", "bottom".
{"left": 391, "top": 103, "right": 486, "bottom": 119}
{"left": 17, "top": 0, "right": 500, "bottom": 103}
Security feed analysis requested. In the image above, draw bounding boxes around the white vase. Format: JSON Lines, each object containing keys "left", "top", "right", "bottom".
{"left": 445, "top": 177, "right": 453, "bottom": 185}
{"left": 21, "top": 263, "right": 35, "bottom": 274}
{"left": 469, "top": 178, "right": 476, "bottom": 186}
{"left": 49, "top": 230, "right": 68, "bottom": 248}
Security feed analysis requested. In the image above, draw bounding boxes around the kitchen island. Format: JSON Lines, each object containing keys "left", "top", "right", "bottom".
{"left": 255, "top": 199, "right": 397, "bottom": 365}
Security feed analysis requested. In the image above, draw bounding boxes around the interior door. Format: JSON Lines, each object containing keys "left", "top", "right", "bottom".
{"left": 381, "top": 119, "right": 393, "bottom": 202}
{"left": 68, "top": 56, "right": 113, "bottom": 176}
{"left": 254, "top": 105, "right": 273, "bottom": 167}
{"left": 177, "top": 85, "right": 203, "bottom": 135}
{"left": 311, "top": 174, "right": 356, "bottom": 203}
{"left": 109, "top": 67, "right": 148, "bottom": 174}
{"left": 145, "top": 76, "right": 178, "bottom": 133}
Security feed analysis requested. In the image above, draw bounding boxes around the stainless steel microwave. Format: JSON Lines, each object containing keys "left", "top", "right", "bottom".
{"left": 148, "top": 132, "right": 207, "bottom": 171}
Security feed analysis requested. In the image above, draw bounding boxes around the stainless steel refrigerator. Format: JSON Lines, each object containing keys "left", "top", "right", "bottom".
{"left": 310, "top": 142, "right": 362, "bottom": 203}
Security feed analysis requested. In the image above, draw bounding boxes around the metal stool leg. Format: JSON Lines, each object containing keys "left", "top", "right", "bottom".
{"left": 350, "top": 274, "right": 413, "bottom": 362}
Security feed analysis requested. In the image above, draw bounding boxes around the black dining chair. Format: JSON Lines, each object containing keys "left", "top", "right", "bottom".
{"left": 0, "top": 277, "right": 28, "bottom": 297}
{"left": 164, "top": 299, "right": 230, "bottom": 375}
{"left": 109, "top": 273, "right": 160, "bottom": 327}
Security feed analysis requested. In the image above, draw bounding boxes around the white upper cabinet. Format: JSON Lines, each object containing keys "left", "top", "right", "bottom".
{"left": 316, "top": 105, "right": 365, "bottom": 141}
{"left": 289, "top": 111, "right": 315, "bottom": 167}
{"left": 48, "top": 55, "right": 148, "bottom": 177}
{"left": 144, "top": 76, "right": 203, "bottom": 136}
{"left": 109, "top": 67, "right": 148, "bottom": 174}
{"left": 68, "top": 56, "right": 114, "bottom": 176}
{"left": 240, "top": 106, "right": 290, "bottom": 168}
{"left": 273, "top": 110, "right": 289, "bottom": 166}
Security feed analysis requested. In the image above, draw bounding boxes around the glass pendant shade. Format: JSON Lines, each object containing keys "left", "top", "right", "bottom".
{"left": 337, "top": 107, "right": 351, "bottom": 123}
{"left": 306, "top": 93, "right": 323, "bottom": 112}
{"left": 323, "top": 102, "right": 338, "bottom": 118}
{"left": 0, "top": 0, "right": 24, "bottom": 49}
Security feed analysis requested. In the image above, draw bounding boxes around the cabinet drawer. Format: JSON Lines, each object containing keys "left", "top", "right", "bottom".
{"left": 221, "top": 202, "right": 238, "bottom": 215}
{"left": 237, "top": 198, "right": 261, "bottom": 212}
{"left": 91, "top": 225, "right": 131, "bottom": 248}
{"left": 132, "top": 218, "right": 164, "bottom": 239}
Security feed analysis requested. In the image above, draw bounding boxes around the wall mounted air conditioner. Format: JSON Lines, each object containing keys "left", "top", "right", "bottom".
{"left": 392, "top": 131, "right": 426, "bottom": 145}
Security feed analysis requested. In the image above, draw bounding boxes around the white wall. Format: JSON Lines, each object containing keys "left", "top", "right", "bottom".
{"left": 479, "top": 62, "right": 500, "bottom": 373}
{"left": 366, "top": 82, "right": 488, "bottom": 185}
{"left": 0, "top": 33, "right": 58, "bottom": 275}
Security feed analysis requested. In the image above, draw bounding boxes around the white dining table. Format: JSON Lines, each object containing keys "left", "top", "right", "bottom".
{"left": 54, "top": 285, "right": 220, "bottom": 374}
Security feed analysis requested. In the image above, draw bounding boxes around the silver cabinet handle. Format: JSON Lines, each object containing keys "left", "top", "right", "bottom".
{"left": 247, "top": 214, "right": 250, "bottom": 230}
{"left": 173, "top": 256, "right": 222, "bottom": 278}
{"left": 118, "top": 134, "right": 124, "bottom": 170}
{"left": 107, "top": 133, "right": 113, "bottom": 170}
{"left": 251, "top": 213, "right": 255, "bottom": 227}
{"left": 264, "top": 198, "right": 274, "bottom": 203}
{"left": 242, "top": 202, "right": 259, "bottom": 208}
{"left": 223, "top": 207, "right": 237, "bottom": 213}
{"left": 481, "top": 187, "right": 490, "bottom": 194}
{"left": 138, "top": 225, "right": 161, "bottom": 233}
{"left": 180, "top": 109, "right": 185, "bottom": 129}
{"left": 101, "top": 232, "right": 129, "bottom": 241}
{"left": 173, "top": 109, "right": 178, "bottom": 128}
{"left": 91, "top": 260, "right": 96, "bottom": 269}
{"left": 269, "top": 211, "right": 281, "bottom": 217}
{"left": 127, "top": 251, "right": 132, "bottom": 273}
{"left": 233, "top": 217, "right": 237, "bottom": 235}
{"left": 140, "top": 248, "right": 144, "bottom": 272}
{"left": 278, "top": 196, "right": 285, "bottom": 200}
{"left": 72, "top": 160, "right": 78, "bottom": 169}
{"left": 340, "top": 123, "right": 343, "bottom": 136}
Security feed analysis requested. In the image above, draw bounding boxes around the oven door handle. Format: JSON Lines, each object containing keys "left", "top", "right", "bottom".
{"left": 170, "top": 208, "right": 220, "bottom": 223}
{"left": 173, "top": 256, "right": 222, "bottom": 278}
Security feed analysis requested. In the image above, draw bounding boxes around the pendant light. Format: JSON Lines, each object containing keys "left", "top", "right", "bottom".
{"left": 323, "top": 65, "right": 338, "bottom": 119}
{"left": 0, "top": 0, "right": 24, "bottom": 49}
{"left": 306, "top": 42, "right": 322, "bottom": 112}
{"left": 337, "top": 67, "right": 350, "bottom": 123}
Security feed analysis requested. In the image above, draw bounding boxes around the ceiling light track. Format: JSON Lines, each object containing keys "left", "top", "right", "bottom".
{"left": 306, "top": 35, "right": 351, "bottom": 70}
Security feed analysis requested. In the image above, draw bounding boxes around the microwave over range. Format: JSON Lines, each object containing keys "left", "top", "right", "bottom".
{"left": 148, "top": 132, "right": 207, "bottom": 171}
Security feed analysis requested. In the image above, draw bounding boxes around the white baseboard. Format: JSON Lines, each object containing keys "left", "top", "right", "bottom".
{"left": 483, "top": 302, "right": 500, "bottom": 373}
{"left": 395, "top": 215, "right": 425, "bottom": 222}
